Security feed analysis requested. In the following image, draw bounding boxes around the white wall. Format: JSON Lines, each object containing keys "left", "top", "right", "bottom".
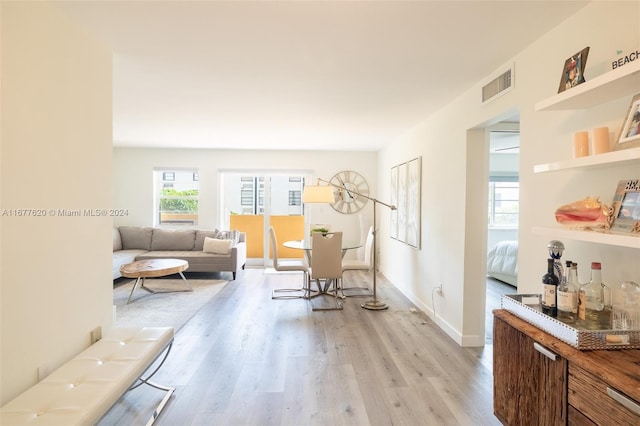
{"left": 0, "top": 2, "right": 113, "bottom": 403}
{"left": 378, "top": 1, "right": 640, "bottom": 346}
{"left": 113, "top": 147, "right": 378, "bottom": 256}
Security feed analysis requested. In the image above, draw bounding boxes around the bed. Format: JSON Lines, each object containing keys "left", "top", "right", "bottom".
{"left": 487, "top": 240, "right": 518, "bottom": 287}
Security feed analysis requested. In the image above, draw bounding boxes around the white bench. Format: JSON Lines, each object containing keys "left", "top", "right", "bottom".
{"left": 0, "top": 327, "right": 174, "bottom": 426}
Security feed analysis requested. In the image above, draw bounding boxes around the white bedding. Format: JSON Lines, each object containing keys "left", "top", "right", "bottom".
{"left": 487, "top": 240, "right": 518, "bottom": 287}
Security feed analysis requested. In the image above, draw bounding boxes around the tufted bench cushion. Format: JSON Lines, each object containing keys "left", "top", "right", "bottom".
{"left": 0, "top": 327, "right": 174, "bottom": 425}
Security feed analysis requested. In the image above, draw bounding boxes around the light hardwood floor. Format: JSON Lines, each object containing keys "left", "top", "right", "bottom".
{"left": 101, "top": 268, "right": 506, "bottom": 425}
{"left": 485, "top": 277, "right": 517, "bottom": 343}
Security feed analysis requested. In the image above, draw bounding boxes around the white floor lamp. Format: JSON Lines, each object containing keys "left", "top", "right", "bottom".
{"left": 303, "top": 178, "right": 396, "bottom": 310}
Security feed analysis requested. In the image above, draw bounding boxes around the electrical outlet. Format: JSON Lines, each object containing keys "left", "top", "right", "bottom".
{"left": 90, "top": 326, "right": 102, "bottom": 344}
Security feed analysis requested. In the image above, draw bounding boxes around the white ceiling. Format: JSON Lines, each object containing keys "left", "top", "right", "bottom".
{"left": 56, "top": 1, "right": 588, "bottom": 152}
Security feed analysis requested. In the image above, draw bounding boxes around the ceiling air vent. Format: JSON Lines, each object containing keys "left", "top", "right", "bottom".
{"left": 482, "top": 65, "right": 514, "bottom": 104}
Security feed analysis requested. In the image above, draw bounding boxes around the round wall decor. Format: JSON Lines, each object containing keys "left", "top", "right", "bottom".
{"left": 329, "top": 170, "right": 369, "bottom": 214}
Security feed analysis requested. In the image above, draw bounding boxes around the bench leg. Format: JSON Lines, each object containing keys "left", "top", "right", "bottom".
{"left": 144, "top": 383, "right": 174, "bottom": 426}
{"left": 128, "top": 342, "right": 175, "bottom": 426}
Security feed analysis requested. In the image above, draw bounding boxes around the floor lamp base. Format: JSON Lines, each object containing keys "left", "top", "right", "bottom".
{"left": 361, "top": 299, "right": 389, "bottom": 310}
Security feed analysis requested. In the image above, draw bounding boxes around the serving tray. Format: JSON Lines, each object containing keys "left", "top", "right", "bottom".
{"left": 501, "top": 294, "right": 640, "bottom": 350}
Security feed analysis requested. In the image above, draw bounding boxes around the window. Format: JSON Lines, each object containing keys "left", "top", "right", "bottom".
{"left": 288, "top": 177, "right": 302, "bottom": 207}
{"left": 488, "top": 177, "right": 519, "bottom": 228}
{"left": 225, "top": 175, "right": 304, "bottom": 215}
{"left": 240, "top": 177, "right": 255, "bottom": 213}
{"left": 289, "top": 190, "right": 301, "bottom": 206}
{"left": 154, "top": 169, "right": 199, "bottom": 226}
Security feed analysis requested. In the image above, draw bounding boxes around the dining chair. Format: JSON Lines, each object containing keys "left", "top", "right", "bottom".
{"left": 270, "top": 226, "right": 311, "bottom": 300}
{"left": 310, "top": 231, "right": 344, "bottom": 311}
{"left": 341, "top": 226, "right": 374, "bottom": 298}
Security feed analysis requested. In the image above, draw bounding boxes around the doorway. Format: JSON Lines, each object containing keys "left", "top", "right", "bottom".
{"left": 485, "top": 121, "right": 520, "bottom": 341}
{"left": 219, "top": 171, "right": 311, "bottom": 267}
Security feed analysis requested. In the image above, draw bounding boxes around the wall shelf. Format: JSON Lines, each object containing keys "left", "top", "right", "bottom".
{"left": 533, "top": 226, "right": 640, "bottom": 249}
{"left": 535, "top": 61, "right": 640, "bottom": 111}
{"left": 533, "top": 57, "right": 640, "bottom": 250}
{"left": 533, "top": 146, "right": 640, "bottom": 173}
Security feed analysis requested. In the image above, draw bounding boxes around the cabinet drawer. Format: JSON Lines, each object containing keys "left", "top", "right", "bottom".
{"left": 568, "top": 364, "right": 640, "bottom": 425}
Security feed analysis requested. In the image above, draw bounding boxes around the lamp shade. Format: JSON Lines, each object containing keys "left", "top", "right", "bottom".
{"left": 302, "top": 185, "right": 335, "bottom": 203}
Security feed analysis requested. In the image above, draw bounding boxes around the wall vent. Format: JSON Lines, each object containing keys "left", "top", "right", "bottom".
{"left": 482, "top": 65, "right": 514, "bottom": 104}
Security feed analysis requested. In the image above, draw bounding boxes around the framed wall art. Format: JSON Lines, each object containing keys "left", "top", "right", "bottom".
{"left": 390, "top": 166, "right": 398, "bottom": 239}
{"left": 389, "top": 157, "right": 421, "bottom": 248}
{"left": 406, "top": 157, "right": 421, "bottom": 248}
{"left": 557, "top": 46, "right": 589, "bottom": 93}
{"left": 610, "top": 178, "right": 640, "bottom": 235}
{"left": 614, "top": 93, "right": 640, "bottom": 151}
{"left": 397, "top": 162, "right": 407, "bottom": 243}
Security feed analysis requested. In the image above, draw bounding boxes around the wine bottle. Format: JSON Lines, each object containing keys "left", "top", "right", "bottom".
{"left": 557, "top": 260, "right": 578, "bottom": 323}
{"left": 541, "top": 258, "right": 559, "bottom": 317}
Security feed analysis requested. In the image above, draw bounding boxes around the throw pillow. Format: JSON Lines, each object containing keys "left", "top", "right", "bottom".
{"left": 203, "top": 237, "right": 233, "bottom": 255}
{"left": 217, "top": 229, "right": 240, "bottom": 246}
{"left": 194, "top": 229, "right": 219, "bottom": 251}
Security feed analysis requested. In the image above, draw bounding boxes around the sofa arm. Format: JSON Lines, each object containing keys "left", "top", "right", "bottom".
{"left": 229, "top": 232, "right": 247, "bottom": 278}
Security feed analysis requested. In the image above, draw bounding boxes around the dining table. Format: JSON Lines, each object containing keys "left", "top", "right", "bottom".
{"left": 283, "top": 238, "right": 362, "bottom": 296}
{"left": 282, "top": 238, "right": 361, "bottom": 262}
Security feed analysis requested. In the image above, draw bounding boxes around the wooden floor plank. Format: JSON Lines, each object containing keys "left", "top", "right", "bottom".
{"left": 100, "top": 268, "right": 504, "bottom": 425}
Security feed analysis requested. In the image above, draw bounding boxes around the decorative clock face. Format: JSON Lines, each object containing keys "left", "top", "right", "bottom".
{"left": 329, "top": 170, "right": 369, "bottom": 214}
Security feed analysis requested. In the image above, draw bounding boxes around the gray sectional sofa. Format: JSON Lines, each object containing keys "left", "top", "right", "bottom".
{"left": 113, "top": 226, "right": 247, "bottom": 280}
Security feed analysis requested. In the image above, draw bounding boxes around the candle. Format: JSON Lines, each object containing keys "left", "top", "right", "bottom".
{"left": 592, "top": 127, "right": 610, "bottom": 154}
{"left": 573, "top": 131, "right": 589, "bottom": 158}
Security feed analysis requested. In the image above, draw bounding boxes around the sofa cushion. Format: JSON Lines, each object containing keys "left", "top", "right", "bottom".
{"left": 203, "top": 237, "right": 232, "bottom": 254}
{"left": 119, "top": 226, "right": 153, "bottom": 250}
{"left": 151, "top": 228, "right": 196, "bottom": 251}
{"left": 113, "top": 249, "right": 148, "bottom": 280}
{"left": 136, "top": 251, "right": 235, "bottom": 266}
{"left": 194, "top": 229, "right": 219, "bottom": 251}
{"left": 113, "top": 228, "right": 123, "bottom": 251}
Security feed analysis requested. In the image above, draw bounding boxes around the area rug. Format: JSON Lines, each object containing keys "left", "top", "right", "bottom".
{"left": 113, "top": 278, "right": 228, "bottom": 331}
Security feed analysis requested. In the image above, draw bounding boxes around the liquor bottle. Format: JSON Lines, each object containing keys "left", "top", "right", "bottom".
{"left": 547, "top": 240, "right": 565, "bottom": 284}
{"left": 541, "top": 258, "right": 559, "bottom": 317}
{"left": 557, "top": 260, "right": 578, "bottom": 323}
{"left": 578, "top": 262, "right": 610, "bottom": 329}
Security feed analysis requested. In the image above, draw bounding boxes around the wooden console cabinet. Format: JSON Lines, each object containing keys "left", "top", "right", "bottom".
{"left": 493, "top": 309, "right": 640, "bottom": 425}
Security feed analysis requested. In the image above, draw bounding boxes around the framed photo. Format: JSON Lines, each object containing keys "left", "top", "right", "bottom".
{"left": 557, "top": 47, "right": 589, "bottom": 93}
{"left": 614, "top": 93, "right": 640, "bottom": 151}
{"left": 610, "top": 179, "right": 640, "bottom": 234}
